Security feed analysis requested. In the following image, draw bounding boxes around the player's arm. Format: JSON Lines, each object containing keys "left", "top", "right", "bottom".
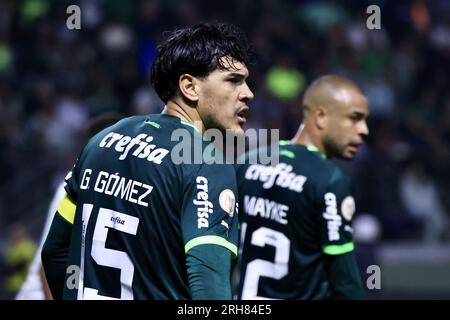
{"left": 324, "top": 250, "right": 365, "bottom": 299}
{"left": 41, "top": 192, "right": 75, "bottom": 300}
{"left": 319, "top": 173, "right": 366, "bottom": 299}
{"left": 182, "top": 165, "right": 239, "bottom": 300}
{"left": 186, "top": 245, "right": 233, "bottom": 299}
{"left": 40, "top": 266, "right": 53, "bottom": 300}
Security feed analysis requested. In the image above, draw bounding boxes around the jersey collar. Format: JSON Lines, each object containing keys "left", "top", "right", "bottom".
{"left": 180, "top": 120, "right": 201, "bottom": 133}
{"left": 279, "top": 140, "right": 326, "bottom": 159}
{"left": 306, "top": 144, "right": 326, "bottom": 159}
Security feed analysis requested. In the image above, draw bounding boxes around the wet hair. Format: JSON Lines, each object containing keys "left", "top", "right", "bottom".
{"left": 150, "top": 23, "right": 251, "bottom": 103}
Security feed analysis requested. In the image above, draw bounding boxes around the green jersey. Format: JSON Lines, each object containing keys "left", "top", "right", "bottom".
{"left": 236, "top": 142, "right": 360, "bottom": 300}
{"left": 62, "top": 114, "right": 238, "bottom": 300}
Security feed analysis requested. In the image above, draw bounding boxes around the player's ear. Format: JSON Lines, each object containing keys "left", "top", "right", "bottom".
{"left": 179, "top": 74, "right": 199, "bottom": 102}
{"left": 315, "top": 106, "right": 328, "bottom": 130}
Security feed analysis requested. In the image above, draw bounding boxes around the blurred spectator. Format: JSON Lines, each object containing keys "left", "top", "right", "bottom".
{"left": 399, "top": 159, "right": 450, "bottom": 243}
{"left": 362, "top": 75, "right": 396, "bottom": 118}
{"left": 0, "top": 35, "right": 13, "bottom": 74}
{"left": 2, "top": 224, "right": 36, "bottom": 298}
{"left": 265, "top": 59, "right": 306, "bottom": 102}
{"left": 299, "top": 1, "right": 349, "bottom": 34}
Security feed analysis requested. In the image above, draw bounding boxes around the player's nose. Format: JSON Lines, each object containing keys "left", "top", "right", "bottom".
{"left": 239, "top": 82, "right": 254, "bottom": 101}
{"left": 358, "top": 120, "right": 369, "bottom": 137}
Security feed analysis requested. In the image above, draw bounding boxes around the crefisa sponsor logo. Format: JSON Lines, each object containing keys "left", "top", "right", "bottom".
{"left": 323, "top": 192, "right": 342, "bottom": 241}
{"left": 244, "top": 163, "right": 307, "bottom": 192}
{"left": 193, "top": 176, "right": 213, "bottom": 229}
{"left": 99, "top": 132, "right": 169, "bottom": 164}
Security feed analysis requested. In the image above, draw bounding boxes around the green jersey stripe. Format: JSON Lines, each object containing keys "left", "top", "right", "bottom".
{"left": 143, "top": 120, "right": 161, "bottom": 128}
{"left": 280, "top": 150, "right": 295, "bottom": 158}
{"left": 306, "top": 144, "right": 326, "bottom": 159}
{"left": 323, "top": 242, "right": 354, "bottom": 255}
{"left": 185, "top": 235, "right": 238, "bottom": 256}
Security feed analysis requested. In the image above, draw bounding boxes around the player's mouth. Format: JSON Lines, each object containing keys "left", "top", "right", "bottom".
{"left": 237, "top": 106, "right": 249, "bottom": 125}
{"left": 347, "top": 142, "right": 362, "bottom": 154}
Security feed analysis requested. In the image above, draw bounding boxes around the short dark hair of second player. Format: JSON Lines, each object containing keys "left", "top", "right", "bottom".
{"left": 150, "top": 23, "right": 252, "bottom": 103}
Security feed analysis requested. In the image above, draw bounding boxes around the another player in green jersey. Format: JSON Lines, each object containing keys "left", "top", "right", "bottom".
{"left": 236, "top": 75, "right": 369, "bottom": 299}
{"left": 42, "top": 23, "right": 254, "bottom": 300}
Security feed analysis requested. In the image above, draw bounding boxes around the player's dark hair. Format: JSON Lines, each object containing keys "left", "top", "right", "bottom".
{"left": 150, "top": 23, "right": 252, "bottom": 103}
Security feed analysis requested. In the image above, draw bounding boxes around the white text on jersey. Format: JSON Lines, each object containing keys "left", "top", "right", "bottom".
{"left": 323, "top": 192, "right": 342, "bottom": 241}
{"left": 80, "top": 169, "right": 154, "bottom": 207}
{"left": 99, "top": 132, "right": 169, "bottom": 164}
{"left": 193, "top": 176, "right": 213, "bottom": 229}
{"left": 244, "top": 195, "right": 288, "bottom": 225}
{"left": 244, "top": 163, "right": 307, "bottom": 192}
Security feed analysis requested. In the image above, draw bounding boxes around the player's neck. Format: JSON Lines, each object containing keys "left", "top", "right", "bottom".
{"left": 162, "top": 101, "right": 205, "bottom": 133}
{"left": 291, "top": 123, "right": 327, "bottom": 157}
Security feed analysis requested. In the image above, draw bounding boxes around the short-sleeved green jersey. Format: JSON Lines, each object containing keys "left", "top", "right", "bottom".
{"left": 63, "top": 114, "right": 238, "bottom": 300}
{"left": 236, "top": 142, "right": 356, "bottom": 300}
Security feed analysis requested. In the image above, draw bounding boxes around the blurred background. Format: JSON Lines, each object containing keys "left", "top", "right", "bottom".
{"left": 0, "top": 0, "right": 449, "bottom": 299}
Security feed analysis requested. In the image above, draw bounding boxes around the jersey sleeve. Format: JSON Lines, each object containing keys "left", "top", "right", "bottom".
{"left": 42, "top": 160, "right": 81, "bottom": 299}
{"left": 41, "top": 207, "right": 73, "bottom": 300}
{"left": 181, "top": 163, "right": 239, "bottom": 257}
{"left": 317, "top": 170, "right": 356, "bottom": 255}
{"left": 64, "top": 160, "right": 80, "bottom": 201}
{"left": 56, "top": 157, "right": 82, "bottom": 225}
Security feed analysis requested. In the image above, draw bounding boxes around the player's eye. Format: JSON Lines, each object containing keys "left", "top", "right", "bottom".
{"left": 350, "top": 113, "right": 364, "bottom": 121}
{"left": 227, "top": 77, "right": 242, "bottom": 84}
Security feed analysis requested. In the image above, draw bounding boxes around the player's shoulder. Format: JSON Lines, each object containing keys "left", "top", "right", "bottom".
{"left": 316, "top": 155, "right": 349, "bottom": 186}
{"left": 313, "top": 155, "right": 350, "bottom": 190}
{"left": 77, "top": 114, "right": 178, "bottom": 167}
{"left": 86, "top": 115, "right": 143, "bottom": 143}
{"left": 184, "top": 153, "right": 237, "bottom": 183}
{"left": 235, "top": 142, "right": 278, "bottom": 169}
{"left": 101, "top": 114, "right": 145, "bottom": 131}
{"left": 281, "top": 142, "right": 350, "bottom": 187}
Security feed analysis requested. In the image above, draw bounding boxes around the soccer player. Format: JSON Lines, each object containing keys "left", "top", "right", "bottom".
{"left": 236, "top": 75, "right": 368, "bottom": 299}
{"left": 41, "top": 23, "right": 254, "bottom": 300}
